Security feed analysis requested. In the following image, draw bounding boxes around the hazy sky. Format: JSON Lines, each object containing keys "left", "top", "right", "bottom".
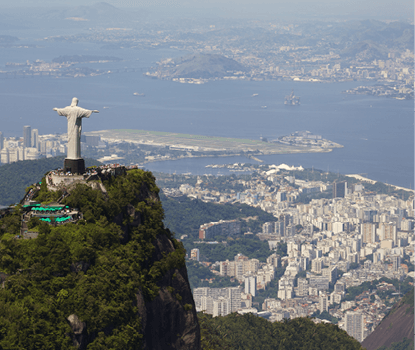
{"left": 2, "top": 0, "right": 414, "bottom": 20}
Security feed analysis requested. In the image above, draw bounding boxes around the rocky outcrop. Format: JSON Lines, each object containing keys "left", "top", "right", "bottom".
{"left": 362, "top": 288, "right": 414, "bottom": 350}
{"left": 67, "top": 314, "right": 88, "bottom": 350}
{"left": 137, "top": 233, "right": 200, "bottom": 350}
{"left": 68, "top": 170, "right": 200, "bottom": 349}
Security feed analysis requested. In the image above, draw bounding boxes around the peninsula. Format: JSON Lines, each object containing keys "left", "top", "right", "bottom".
{"left": 85, "top": 129, "right": 343, "bottom": 164}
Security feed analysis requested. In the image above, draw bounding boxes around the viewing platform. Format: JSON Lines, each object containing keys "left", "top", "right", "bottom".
{"left": 46, "top": 164, "right": 134, "bottom": 192}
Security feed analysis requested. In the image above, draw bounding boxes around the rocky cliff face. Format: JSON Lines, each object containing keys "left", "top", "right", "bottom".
{"left": 136, "top": 233, "right": 200, "bottom": 349}
{"left": 362, "top": 288, "right": 414, "bottom": 350}
{"left": 0, "top": 168, "right": 200, "bottom": 349}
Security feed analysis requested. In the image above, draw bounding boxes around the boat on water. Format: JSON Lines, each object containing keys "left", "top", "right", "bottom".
{"left": 284, "top": 90, "right": 300, "bottom": 105}
{"left": 251, "top": 93, "right": 259, "bottom": 97}
{"left": 261, "top": 106, "right": 267, "bottom": 109}
{"left": 133, "top": 92, "right": 145, "bottom": 96}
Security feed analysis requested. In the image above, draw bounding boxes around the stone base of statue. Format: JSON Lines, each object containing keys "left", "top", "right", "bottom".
{"left": 64, "top": 158, "right": 85, "bottom": 174}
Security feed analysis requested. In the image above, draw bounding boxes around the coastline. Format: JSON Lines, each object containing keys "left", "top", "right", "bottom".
{"left": 345, "top": 174, "right": 414, "bottom": 193}
{"left": 87, "top": 129, "right": 343, "bottom": 156}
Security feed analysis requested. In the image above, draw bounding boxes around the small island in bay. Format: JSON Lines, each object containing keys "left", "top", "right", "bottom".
{"left": 145, "top": 54, "right": 247, "bottom": 83}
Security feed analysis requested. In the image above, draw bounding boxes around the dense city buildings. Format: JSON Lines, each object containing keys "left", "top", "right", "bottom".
{"left": 170, "top": 165, "right": 414, "bottom": 342}
{"left": 0, "top": 127, "right": 107, "bottom": 164}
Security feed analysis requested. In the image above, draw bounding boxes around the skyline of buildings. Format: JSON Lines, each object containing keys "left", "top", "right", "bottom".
{"left": 0, "top": 125, "right": 68, "bottom": 164}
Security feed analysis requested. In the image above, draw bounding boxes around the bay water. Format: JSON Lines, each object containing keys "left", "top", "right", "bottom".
{"left": 0, "top": 43, "right": 413, "bottom": 188}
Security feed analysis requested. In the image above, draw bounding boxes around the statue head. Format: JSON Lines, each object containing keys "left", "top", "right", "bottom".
{"left": 71, "top": 97, "right": 79, "bottom": 107}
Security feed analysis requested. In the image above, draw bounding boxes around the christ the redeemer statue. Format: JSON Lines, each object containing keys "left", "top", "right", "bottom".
{"left": 53, "top": 97, "right": 99, "bottom": 174}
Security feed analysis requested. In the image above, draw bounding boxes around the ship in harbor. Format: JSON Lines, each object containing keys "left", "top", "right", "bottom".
{"left": 284, "top": 90, "right": 300, "bottom": 105}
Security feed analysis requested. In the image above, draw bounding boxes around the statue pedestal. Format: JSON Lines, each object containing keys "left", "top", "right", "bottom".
{"left": 64, "top": 159, "right": 85, "bottom": 174}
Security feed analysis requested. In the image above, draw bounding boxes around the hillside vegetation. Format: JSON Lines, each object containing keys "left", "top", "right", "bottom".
{"left": 0, "top": 157, "right": 101, "bottom": 206}
{"left": 0, "top": 169, "right": 198, "bottom": 349}
{"left": 198, "top": 312, "right": 364, "bottom": 350}
{"left": 160, "top": 193, "right": 275, "bottom": 239}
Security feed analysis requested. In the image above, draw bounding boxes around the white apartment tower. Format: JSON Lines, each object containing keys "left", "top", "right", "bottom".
{"left": 212, "top": 297, "right": 230, "bottom": 317}
{"left": 345, "top": 311, "right": 364, "bottom": 342}
{"left": 31, "top": 129, "right": 39, "bottom": 149}
{"left": 319, "top": 294, "right": 328, "bottom": 313}
{"left": 244, "top": 275, "right": 257, "bottom": 297}
{"left": 200, "top": 296, "right": 214, "bottom": 315}
{"left": 227, "top": 287, "right": 241, "bottom": 312}
{"left": 0, "top": 148, "right": 9, "bottom": 164}
{"left": 392, "top": 255, "right": 401, "bottom": 271}
{"left": 190, "top": 248, "right": 200, "bottom": 261}
{"left": 311, "top": 258, "right": 323, "bottom": 274}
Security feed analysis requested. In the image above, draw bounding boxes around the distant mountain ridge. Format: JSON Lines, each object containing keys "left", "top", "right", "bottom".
{"left": 40, "top": 2, "right": 123, "bottom": 20}
{"left": 32, "top": 2, "right": 143, "bottom": 25}
{"left": 340, "top": 40, "right": 389, "bottom": 60}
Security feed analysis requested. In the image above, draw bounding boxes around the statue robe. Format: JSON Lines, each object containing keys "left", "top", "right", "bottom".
{"left": 55, "top": 106, "right": 93, "bottom": 160}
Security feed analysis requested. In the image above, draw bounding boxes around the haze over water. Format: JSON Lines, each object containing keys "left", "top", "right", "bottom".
{"left": 0, "top": 13, "right": 413, "bottom": 190}
{"left": 0, "top": 44, "right": 413, "bottom": 189}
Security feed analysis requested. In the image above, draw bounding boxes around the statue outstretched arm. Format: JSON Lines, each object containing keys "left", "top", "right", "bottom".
{"left": 92, "top": 110, "right": 99, "bottom": 113}
{"left": 53, "top": 107, "right": 67, "bottom": 116}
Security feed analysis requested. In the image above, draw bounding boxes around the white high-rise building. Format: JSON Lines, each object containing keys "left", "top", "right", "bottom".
{"left": 25, "top": 147, "right": 40, "bottom": 161}
{"left": 235, "top": 261, "right": 244, "bottom": 280}
{"left": 200, "top": 296, "right": 214, "bottom": 315}
{"left": 219, "top": 261, "right": 228, "bottom": 276}
{"left": 311, "top": 258, "right": 323, "bottom": 273}
{"left": 392, "top": 255, "right": 401, "bottom": 271}
{"left": 244, "top": 275, "right": 257, "bottom": 297}
{"left": 322, "top": 266, "right": 337, "bottom": 283}
{"left": 193, "top": 287, "right": 241, "bottom": 316}
{"left": 17, "top": 147, "right": 25, "bottom": 161}
{"left": 0, "top": 131, "right": 3, "bottom": 150}
{"left": 8, "top": 148, "right": 19, "bottom": 163}
{"left": 297, "top": 278, "right": 308, "bottom": 297}
{"left": 193, "top": 287, "right": 210, "bottom": 310}
{"left": 319, "top": 294, "right": 328, "bottom": 313}
{"left": 31, "top": 129, "right": 39, "bottom": 149}
{"left": 0, "top": 148, "right": 9, "bottom": 164}
{"left": 345, "top": 311, "right": 364, "bottom": 342}
{"left": 212, "top": 297, "right": 230, "bottom": 317}
{"left": 227, "top": 287, "right": 241, "bottom": 312}
{"left": 190, "top": 248, "right": 200, "bottom": 261}
{"left": 361, "top": 223, "right": 376, "bottom": 244}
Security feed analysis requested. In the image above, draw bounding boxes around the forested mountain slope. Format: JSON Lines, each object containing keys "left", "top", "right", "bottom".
{"left": 0, "top": 168, "right": 200, "bottom": 349}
